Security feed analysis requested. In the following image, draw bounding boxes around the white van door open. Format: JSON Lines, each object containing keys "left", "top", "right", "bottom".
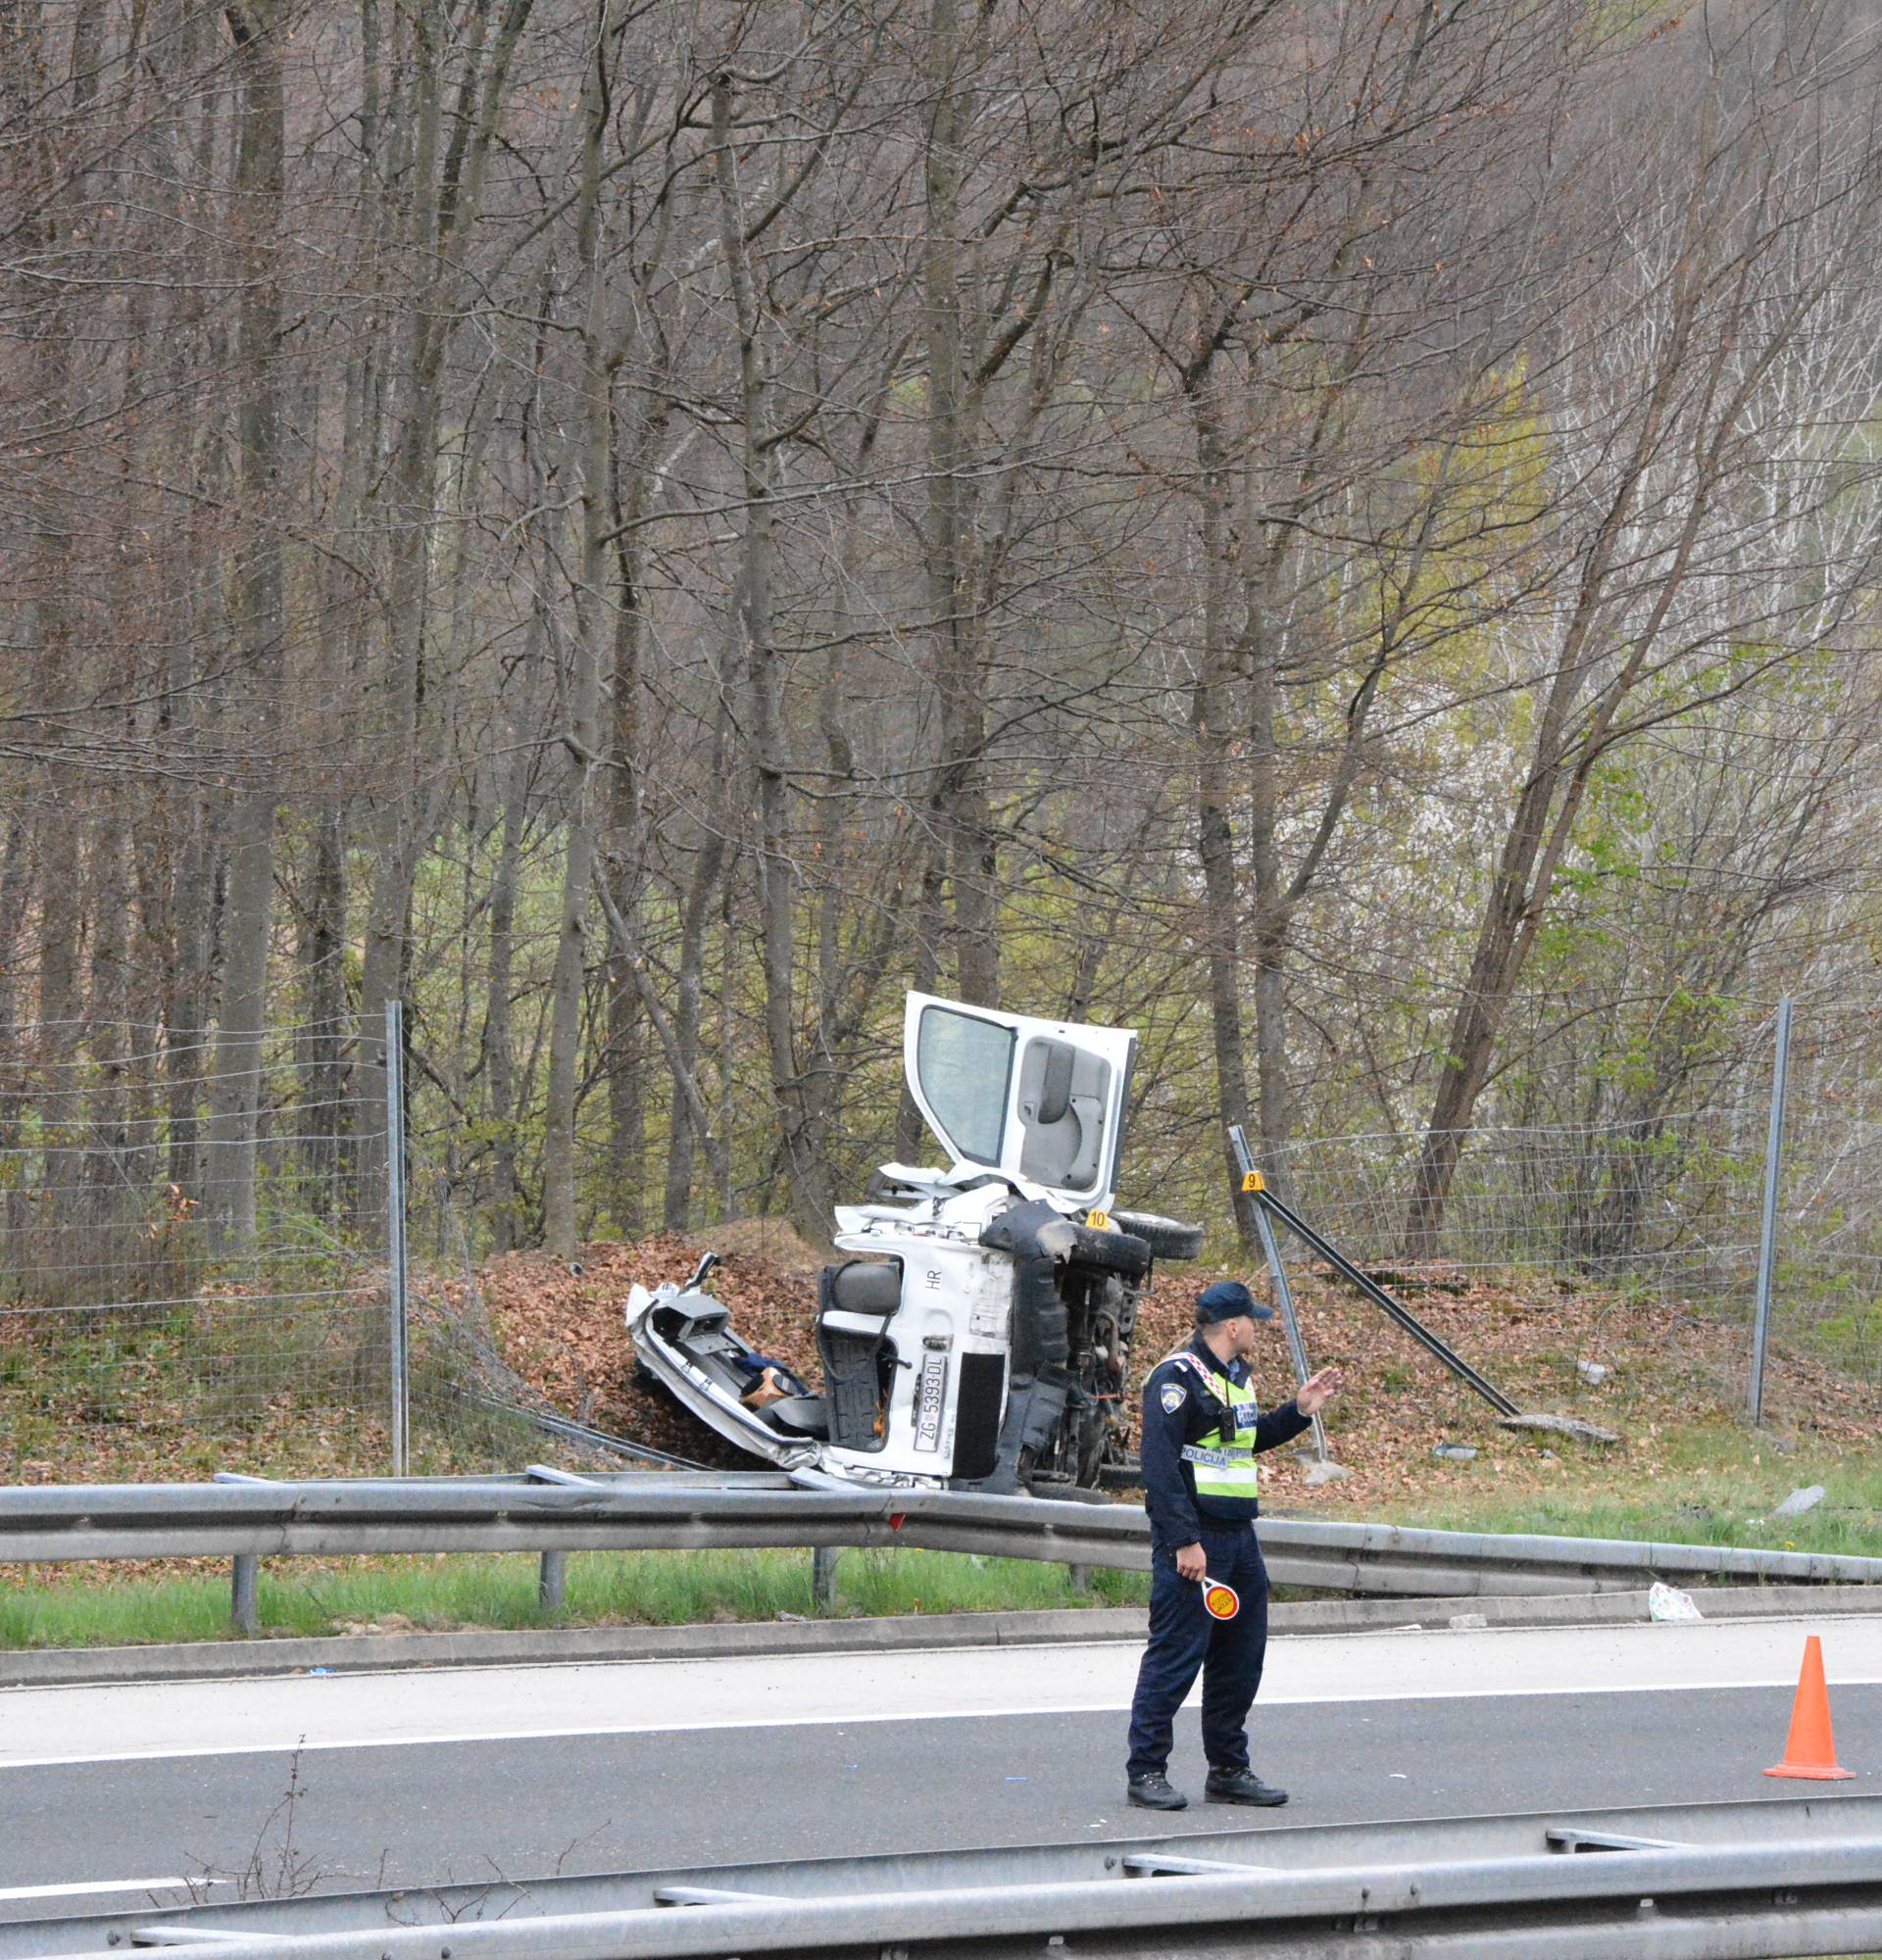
{"left": 902, "top": 993, "right": 1138, "bottom": 1214}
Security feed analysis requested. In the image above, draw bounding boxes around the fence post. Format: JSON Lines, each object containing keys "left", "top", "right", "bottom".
{"left": 538, "top": 1549, "right": 568, "bottom": 1610}
{"left": 1748, "top": 996, "right": 1795, "bottom": 1429}
{"left": 385, "top": 1000, "right": 410, "bottom": 1476}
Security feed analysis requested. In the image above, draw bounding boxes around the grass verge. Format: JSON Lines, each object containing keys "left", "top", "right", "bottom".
{"left": 1386, "top": 1419, "right": 1882, "bottom": 1557}
{"left": 3, "top": 1419, "right": 1875, "bottom": 1652}
{"left": 0, "top": 1546, "right": 1152, "bottom": 1649}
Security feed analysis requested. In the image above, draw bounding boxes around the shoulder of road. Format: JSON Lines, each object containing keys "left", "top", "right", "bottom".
{"left": 6, "top": 1582, "right": 1880, "bottom": 1690}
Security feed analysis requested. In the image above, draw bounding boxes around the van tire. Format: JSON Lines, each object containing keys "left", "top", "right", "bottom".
{"left": 1111, "top": 1210, "right": 1206, "bottom": 1261}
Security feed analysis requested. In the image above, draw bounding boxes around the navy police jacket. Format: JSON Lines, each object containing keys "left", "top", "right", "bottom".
{"left": 1139, "top": 1335, "right": 1312, "bottom": 1547}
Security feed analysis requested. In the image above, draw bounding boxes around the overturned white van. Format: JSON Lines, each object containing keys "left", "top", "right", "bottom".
{"left": 625, "top": 993, "right": 1203, "bottom": 1492}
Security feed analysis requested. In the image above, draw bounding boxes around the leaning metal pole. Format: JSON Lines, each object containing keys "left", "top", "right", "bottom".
{"left": 385, "top": 999, "right": 411, "bottom": 1477}
{"left": 1748, "top": 994, "right": 1794, "bottom": 1429}
{"left": 1227, "top": 1124, "right": 1326, "bottom": 1463}
{"left": 1255, "top": 1180, "right": 1523, "bottom": 1417}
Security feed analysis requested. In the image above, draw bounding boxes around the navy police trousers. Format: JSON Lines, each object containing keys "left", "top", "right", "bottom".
{"left": 1125, "top": 1521, "right": 1270, "bottom": 1780}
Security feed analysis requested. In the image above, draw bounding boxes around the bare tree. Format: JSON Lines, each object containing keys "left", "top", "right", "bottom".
{"left": 1405, "top": 12, "right": 1882, "bottom": 1251}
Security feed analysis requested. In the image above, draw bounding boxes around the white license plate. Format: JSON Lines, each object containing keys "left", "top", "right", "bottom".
{"left": 914, "top": 1351, "right": 949, "bottom": 1451}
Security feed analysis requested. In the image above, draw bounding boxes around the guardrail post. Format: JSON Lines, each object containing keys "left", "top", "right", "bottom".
{"left": 231, "top": 1554, "right": 259, "bottom": 1637}
{"left": 538, "top": 1549, "right": 568, "bottom": 1610}
{"left": 812, "top": 1545, "right": 840, "bottom": 1613}
{"left": 1068, "top": 1562, "right": 1093, "bottom": 1593}
{"left": 1749, "top": 995, "right": 1794, "bottom": 1429}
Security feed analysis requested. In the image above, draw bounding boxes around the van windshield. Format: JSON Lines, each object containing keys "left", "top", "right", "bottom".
{"left": 915, "top": 1005, "right": 1014, "bottom": 1164}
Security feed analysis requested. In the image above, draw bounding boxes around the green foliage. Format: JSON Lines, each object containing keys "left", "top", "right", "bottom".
{"left": 0, "top": 1548, "right": 1153, "bottom": 1648}
{"left": 1814, "top": 1296, "right": 1882, "bottom": 1375}
{"left": 1401, "top": 1424, "right": 1882, "bottom": 1560}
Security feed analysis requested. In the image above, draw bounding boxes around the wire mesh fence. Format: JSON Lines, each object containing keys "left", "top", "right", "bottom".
{"left": 0, "top": 1015, "right": 396, "bottom": 1480}
{"left": 1271, "top": 1113, "right": 1770, "bottom": 1300}
{"left": 1265, "top": 1017, "right": 1882, "bottom": 1401}
{"left": 0, "top": 1010, "right": 565, "bottom": 1484}
{"left": 1764, "top": 1108, "right": 1882, "bottom": 1381}
{"left": 4, "top": 1001, "right": 1878, "bottom": 1488}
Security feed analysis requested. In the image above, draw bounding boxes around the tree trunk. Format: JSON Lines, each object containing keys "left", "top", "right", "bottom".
{"left": 483, "top": 735, "right": 526, "bottom": 1252}
{"left": 662, "top": 704, "right": 730, "bottom": 1232}
{"left": 85, "top": 823, "right": 132, "bottom": 1200}
{"left": 167, "top": 792, "right": 216, "bottom": 1205}
{"left": 205, "top": 0, "right": 285, "bottom": 1252}
{"left": 712, "top": 70, "right": 831, "bottom": 1240}
{"left": 358, "top": 0, "right": 535, "bottom": 1209}
{"left": 602, "top": 321, "right": 672, "bottom": 1242}
{"left": 0, "top": 818, "right": 31, "bottom": 1250}
{"left": 541, "top": 0, "right": 621, "bottom": 1259}
{"left": 297, "top": 806, "right": 346, "bottom": 1219}
{"left": 1186, "top": 367, "right": 1259, "bottom": 1254}
{"left": 921, "top": 0, "right": 998, "bottom": 1008}
{"left": 1402, "top": 752, "right": 1572, "bottom": 1256}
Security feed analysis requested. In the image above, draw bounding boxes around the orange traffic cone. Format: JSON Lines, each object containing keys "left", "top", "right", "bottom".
{"left": 1764, "top": 1635, "right": 1855, "bottom": 1781}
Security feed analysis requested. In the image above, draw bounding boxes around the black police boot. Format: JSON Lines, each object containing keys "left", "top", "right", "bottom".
{"left": 1204, "top": 1768, "right": 1288, "bottom": 1806}
{"left": 1125, "top": 1772, "right": 1189, "bottom": 1811}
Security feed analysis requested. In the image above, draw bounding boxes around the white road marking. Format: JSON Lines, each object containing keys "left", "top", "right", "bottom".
{"left": 0, "top": 1877, "right": 219, "bottom": 1901}
{"left": 1, "top": 1615, "right": 1875, "bottom": 1774}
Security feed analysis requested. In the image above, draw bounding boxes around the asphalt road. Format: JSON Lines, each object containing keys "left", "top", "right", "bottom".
{"left": 2, "top": 1617, "right": 1877, "bottom": 1918}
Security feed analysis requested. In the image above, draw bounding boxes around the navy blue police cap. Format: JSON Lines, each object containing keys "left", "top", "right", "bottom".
{"left": 1196, "top": 1279, "right": 1275, "bottom": 1323}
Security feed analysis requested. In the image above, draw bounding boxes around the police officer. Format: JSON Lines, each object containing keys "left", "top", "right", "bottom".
{"left": 1125, "top": 1278, "right": 1344, "bottom": 1811}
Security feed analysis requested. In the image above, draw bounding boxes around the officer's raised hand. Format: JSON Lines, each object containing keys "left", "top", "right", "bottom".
{"left": 1297, "top": 1367, "right": 1344, "bottom": 1414}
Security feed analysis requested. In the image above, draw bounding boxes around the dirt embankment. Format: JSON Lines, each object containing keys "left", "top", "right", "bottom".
{"left": 481, "top": 1223, "right": 830, "bottom": 1468}
{"left": 481, "top": 1222, "right": 1882, "bottom": 1508}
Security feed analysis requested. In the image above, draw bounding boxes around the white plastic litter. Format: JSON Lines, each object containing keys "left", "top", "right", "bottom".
{"left": 1431, "top": 1442, "right": 1478, "bottom": 1461}
{"left": 1576, "top": 1359, "right": 1610, "bottom": 1386}
{"left": 1648, "top": 1582, "right": 1704, "bottom": 1623}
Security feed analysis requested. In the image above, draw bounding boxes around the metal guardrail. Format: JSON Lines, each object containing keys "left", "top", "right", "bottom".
{"left": 1258, "top": 1515, "right": 1882, "bottom": 1596}
{"left": 9, "top": 1795, "right": 1882, "bottom": 1959}
{"left": 2, "top": 1471, "right": 1878, "bottom": 1590}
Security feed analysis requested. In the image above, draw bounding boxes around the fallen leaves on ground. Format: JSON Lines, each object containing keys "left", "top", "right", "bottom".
{"left": 8, "top": 1217, "right": 1879, "bottom": 1597}
{"left": 480, "top": 1228, "right": 1882, "bottom": 1515}
{"left": 480, "top": 1229, "right": 826, "bottom": 1467}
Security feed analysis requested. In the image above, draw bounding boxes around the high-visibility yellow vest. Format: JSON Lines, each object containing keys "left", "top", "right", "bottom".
{"left": 1165, "top": 1351, "right": 1261, "bottom": 1499}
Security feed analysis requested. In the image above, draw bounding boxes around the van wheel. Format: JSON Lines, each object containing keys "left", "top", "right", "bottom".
{"left": 1111, "top": 1210, "right": 1206, "bottom": 1261}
